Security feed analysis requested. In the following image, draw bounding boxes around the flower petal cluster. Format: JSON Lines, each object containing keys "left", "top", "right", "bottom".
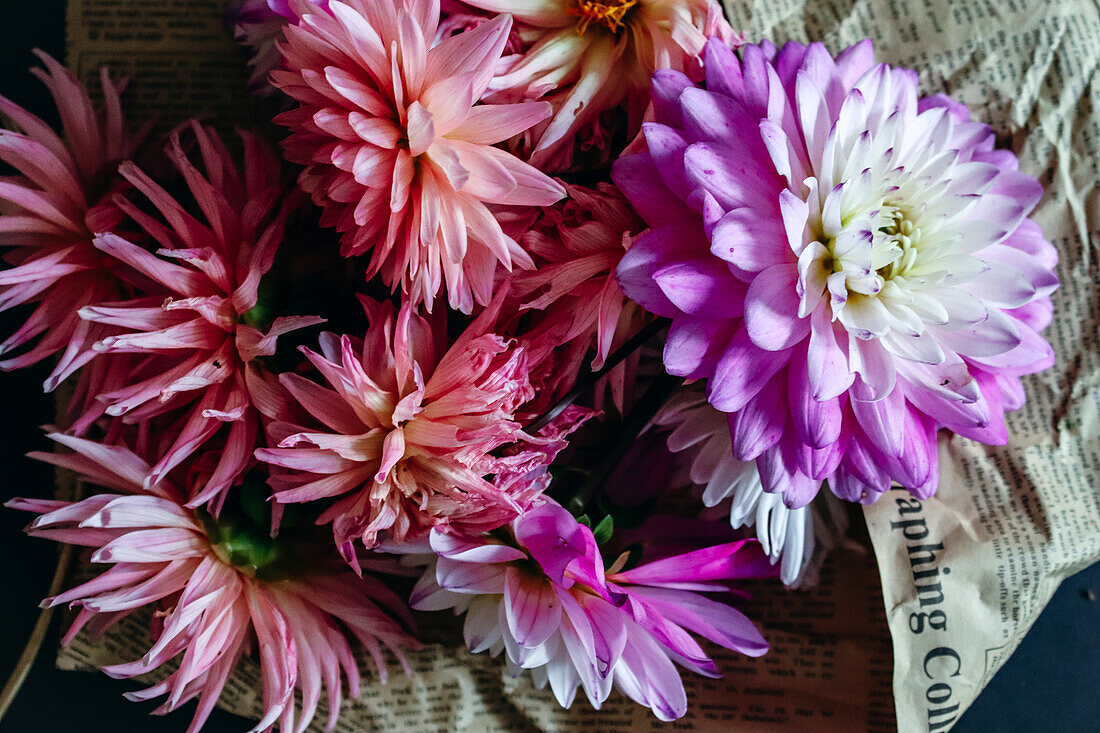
{"left": 458, "top": 0, "right": 738, "bottom": 171}
{"left": 256, "top": 296, "right": 547, "bottom": 562}
{"left": 514, "top": 182, "right": 647, "bottom": 370}
{"left": 652, "top": 389, "right": 814, "bottom": 586}
{"left": 403, "top": 500, "right": 770, "bottom": 720}
{"left": 273, "top": 0, "right": 565, "bottom": 312}
{"left": 0, "top": 52, "right": 145, "bottom": 399}
{"left": 616, "top": 39, "right": 1059, "bottom": 507}
{"left": 78, "top": 122, "right": 323, "bottom": 509}
{"left": 510, "top": 182, "right": 651, "bottom": 411}
{"left": 10, "top": 433, "right": 415, "bottom": 733}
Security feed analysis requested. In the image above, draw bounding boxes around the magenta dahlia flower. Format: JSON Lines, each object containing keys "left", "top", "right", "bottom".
{"left": 255, "top": 296, "right": 558, "bottom": 563}
{"left": 272, "top": 0, "right": 565, "bottom": 312}
{"left": 0, "top": 52, "right": 145, "bottom": 396}
{"left": 615, "top": 39, "right": 1059, "bottom": 507}
{"left": 459, "top": 0, "right": 738, "bottom": 171}
{"left": 77, "top": 122, "right": 322, "bottom": 509}
{"left": 401, "top": 500, "right": 770, "bottom": 720}
{"left": 10, "top": 433, "right": 416, "bottom": 733}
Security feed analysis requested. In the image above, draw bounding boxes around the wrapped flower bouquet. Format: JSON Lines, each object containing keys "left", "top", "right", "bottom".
{"left": 2, "top": 0, "right": 1093, "bottom": 731}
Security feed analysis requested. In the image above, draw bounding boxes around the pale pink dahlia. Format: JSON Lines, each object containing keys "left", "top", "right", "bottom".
{"left": 458, "top": 0, "right": 738, "bottom": 171}
{"left": 255, "top": 296, "right": 550, "bottom": 562}
{"left": 0, "top": 52, "right": 145, "bottom": 394}
{"left": 272, "top": 0, "right": 565, "bottom": 312}
{"left": 10, "top": 433, "right": 415, "bottom": 733}
{"left": 78, "top": 123, "right": 322, "bottom": 508}
{"left": 401, "top": 500, "right": 770, "bottom": 720}
{"left": 615, "top": 39, "right": 1059, "bottom": 507}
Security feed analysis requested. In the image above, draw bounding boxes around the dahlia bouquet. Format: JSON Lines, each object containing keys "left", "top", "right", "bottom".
{"left": 0, "top": 0, "right": 1060, "bottom": 730}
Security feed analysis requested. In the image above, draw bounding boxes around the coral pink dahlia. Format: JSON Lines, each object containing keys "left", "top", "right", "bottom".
{"left": 0, "top": 52, "right": 145, "bottom": 394}
{"left": 10, "top": 433, "right": 415, "bottom": 733}
{"left": 272, "top": 0, "right": 565, "bottom": 312}
{"left": 78, "top": 122, "right": 323, "bottom": 508}
{"left": 615, "top": 39, "right": 1059, "bottom": 507}
{"left": 402, "top": 500, "right": 770, "bottom": 720}
{"left": 255, "top": 295, "right": 546, "bottom": 563}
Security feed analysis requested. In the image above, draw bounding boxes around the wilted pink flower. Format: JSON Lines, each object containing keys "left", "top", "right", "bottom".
{"left": 401, "top": 500, "right": 770, "bottom": 720}
{"left": 0, "top": 52, "right": 145, "bottom": 400}
{"left": 459, "top": 0, "right": 738, "bottom": 171}
{"left": 616, "top": 39, "right": 1059, "bottom": 507}
{"left": 255, "top": 295, "right": 556, "bottom": 564}
{"left": 272, "top": 0, "right": 565, "bottom": 312}
{"left": 10, "top": 433, "right": 416, "bottom": 733}
{"left": 225, "top": 0, "right": 331, "bottom": 95}
{"left": 514, "top": 181, "right": 648, "bottom": 365}
{"left": 77, "top": 122, "right": 323, "bottom": 509}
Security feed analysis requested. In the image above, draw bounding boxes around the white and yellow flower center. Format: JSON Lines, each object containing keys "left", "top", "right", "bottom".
{"left": 567, "top": 0, "right": 639, "bottom": 35}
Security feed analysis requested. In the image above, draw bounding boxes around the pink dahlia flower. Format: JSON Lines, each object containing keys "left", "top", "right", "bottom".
{"left": 0, "top": 52, "right": 145, "bottom": 396}
{"left": 77, "top": 122, "right": 323, "bottom": 509}
{"left": 255, "top": 296, "right": 555, "bottom": 563}
{"left": 615, "top": 39, "right": 1059, "bottom": 507}
{"left": 509, "top": 182, "right": 652, "bottom": 413}
{"left": 10, "top": 433, "right": 415, "bottom": 733}
{"left": 458, "top": 0, "right": 738, "bottom": 171}
{"left": 272, "top": 0, "right": 565, "bottom": 312}
{"left": 514, "top": 182, "right": 648, "bottom": 369}
{"left": 401, "top": 500, "right": 770, "bottom": 720}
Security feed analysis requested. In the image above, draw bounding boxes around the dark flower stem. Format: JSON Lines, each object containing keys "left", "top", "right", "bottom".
{"left": 523, "top": 317, "right": 666, "bottom": 435}
{"left": 570, "top": 371, "right": 684, "bottom": 514}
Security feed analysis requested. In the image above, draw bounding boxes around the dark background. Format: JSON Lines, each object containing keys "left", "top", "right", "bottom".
{"left": 0, "top": 3, "right": 1097, "bottom": 732}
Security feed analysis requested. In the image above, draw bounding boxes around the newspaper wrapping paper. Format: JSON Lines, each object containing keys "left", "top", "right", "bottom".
{"left": 50, "top": 0, "right": 1097, "bottom": 730}
{"left": 718, "top": 0, "right": 1100, "bottom": 730}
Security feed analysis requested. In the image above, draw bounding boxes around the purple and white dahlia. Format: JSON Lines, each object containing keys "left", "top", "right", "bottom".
{"left": 615, "top": 38, "right": 1059, "bottom": 507}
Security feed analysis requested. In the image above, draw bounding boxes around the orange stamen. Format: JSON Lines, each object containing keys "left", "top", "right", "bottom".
{"left": 567, "top": 0, "right": 639, "bottom": 35}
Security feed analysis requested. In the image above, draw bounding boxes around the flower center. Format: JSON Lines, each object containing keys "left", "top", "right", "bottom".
{"left": 198, "top": 477, "right": 319, "bottom": 581}
{"left": 567, "top": 0, "right": 638, "bottom": 35}
{"left": 876, "top": 205, "right": 922, "bottom": 281}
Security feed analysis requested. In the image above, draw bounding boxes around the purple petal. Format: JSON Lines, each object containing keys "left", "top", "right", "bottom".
{"left": 755, "top": 447, "right": 820, "bottom": 508}
{"left": 663, "top": 316, "right": 735, "bottom": 379}
{"left": 430, "top": 530, "right": 527, "bottom": 564}
{"left": 730, "top": 375, "right": 786, "bottom": 460}
{"left": 744, "top": 265, "right": 810, "bottom": 351}
{"left": 504, "top": 567, "right": 562, "bottom": 648}
{"left": 807, "top": 307, "right": 853, "bottom": 400}
{"left": 611, "top": 153, "right": 694, "bottom": 227}
{"left": 850, "top": 384, "right": 906, "bottom": 458}
{"left": 787, "top": 347, "right": 843, "bottom": 449}
{"left": 653, "top": 259, "right": 746, "bottom": 318}
{"left": 616, "top": 223, "right": 703, "bottom": 318}
{"left": 704, "top": 37, "right": 744, "bottom": 98}
{"left": 707, "top": 327, "right": 791, "bottom": 413}
{"left": 650, "top": 69, "right": 694, "bottom": 127}
{"left": 710, "top": 207, "right": 789, "bottom": 275}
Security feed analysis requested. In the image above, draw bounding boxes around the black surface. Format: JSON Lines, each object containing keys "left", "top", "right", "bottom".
{"left": 1, "top": 6, "right": 1097, "bottom": 733}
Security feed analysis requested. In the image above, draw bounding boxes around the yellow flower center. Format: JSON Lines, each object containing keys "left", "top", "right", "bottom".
{"left": 567, "top": 0, "right": 639, "bottom": 35}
